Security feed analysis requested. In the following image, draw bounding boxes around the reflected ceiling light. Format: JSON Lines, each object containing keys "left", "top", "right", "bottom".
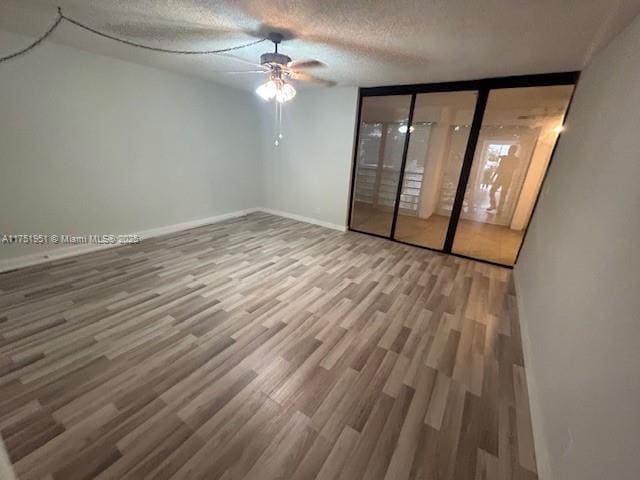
{"left": 256, "top": 75, "right": 296, "bottom": 103}
{"left": 398, "top": 125, "right": 415, "bottom": 133}
{"left": 554, "top": 124, "right": 565, "bottom": 134}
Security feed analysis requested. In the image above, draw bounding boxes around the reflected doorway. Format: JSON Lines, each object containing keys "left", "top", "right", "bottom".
{"left": 348, "top": 74, "right": 577, "bottom": 267}
{"left": 452, "top": 85, "right": 575, "bottom": 264}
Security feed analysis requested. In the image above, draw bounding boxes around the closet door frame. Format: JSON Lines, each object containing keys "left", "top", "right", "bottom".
{"left": 388, "top": 94, "right": 417, "bottom": 240}
{"left": 347, "top": 71, "right": 580, "bottom": 268}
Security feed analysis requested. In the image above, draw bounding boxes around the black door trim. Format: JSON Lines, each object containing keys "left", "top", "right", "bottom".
{"left": 347, "top": 71, "right": 580, "bottom": 268}
{"left": 347, "top": 93, "right": 364, "bottom": 229}
{"left": 389, "top": 94, "right": 417, "bottom": 239}
{"left": 360, "top": 71, "right": 579, "bottom": 97}
{"left": 442, "top": 89, "right": 489, "bottom": 252}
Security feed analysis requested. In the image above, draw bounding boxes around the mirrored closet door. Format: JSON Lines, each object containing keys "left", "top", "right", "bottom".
{"left": 393, "top": 91, "right": 478, "bottom": 250}
{"left": 348, "top": 73, "right": 578, "bottom": 267}
{"left": 350, "top": 95, "right": 413, "bottom": 237}
{"left": 451, "top": 85, "right": 574, "bottom": 265}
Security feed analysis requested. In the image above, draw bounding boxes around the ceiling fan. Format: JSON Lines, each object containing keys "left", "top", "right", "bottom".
{"left": 223, "top": 32, "right": 336, "bottom": 103}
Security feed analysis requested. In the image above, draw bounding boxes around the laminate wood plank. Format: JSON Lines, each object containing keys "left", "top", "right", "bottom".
{"left": 383, "top": 366, "right": 437, "bottom": 480}
{"left": 424, "top": 371, "right": 451, "bottom": 430}
{"left": 436, "top": 379, "right": 468, "bottom": 480}
{"left": 0, "top": 437, "right": 18, "bottom": 480}
{"left": 358, "top": 384, "right": 414, "bottom": 480}
{"left": 241, "top": 410, "right": 316, "bottom": 480}
{"left": 475, "top": 448, "right": 500, "bottom": 480}
{"left": 288, "top": 431, "right": 333, "bottom": 480}
{"left": 314, "top": 425, "right": 359, "bottom": 480}
{"left": 0, "top": 212, "right": 539, "bottom": 479}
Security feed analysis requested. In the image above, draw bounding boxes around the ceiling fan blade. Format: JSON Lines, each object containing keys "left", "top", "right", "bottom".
{"left": 291, "top": 72, "right": 336, "bottom": 86}
{"left": 287, "top": 59, "right": 325, "bottom": 70}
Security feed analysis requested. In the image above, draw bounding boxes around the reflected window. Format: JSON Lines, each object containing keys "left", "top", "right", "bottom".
{"left": 350, "top": 95, "right": 412, "bottom": 237}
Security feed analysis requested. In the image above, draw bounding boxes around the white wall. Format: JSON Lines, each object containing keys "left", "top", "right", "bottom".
{"left": 514, "top": 13, "right": 640, "bottom": 480}
{"left": 259, "top": 87, "right": 359, "bottom": 229}
{"left": 0, "top": 31, "right": 261, "bottom": 264}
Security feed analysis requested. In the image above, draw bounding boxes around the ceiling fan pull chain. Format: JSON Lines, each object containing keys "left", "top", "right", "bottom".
{"left": 274, "top": 102, "right": 285, "bottom": 147}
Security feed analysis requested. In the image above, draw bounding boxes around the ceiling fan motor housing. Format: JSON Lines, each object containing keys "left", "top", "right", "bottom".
{"left": 261, "top": 52, "right": 292, "bottom": 66}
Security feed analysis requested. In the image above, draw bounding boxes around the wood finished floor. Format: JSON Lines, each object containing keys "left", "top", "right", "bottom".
{"left": 0, "top": 212, "right": 537, "bottom": 480}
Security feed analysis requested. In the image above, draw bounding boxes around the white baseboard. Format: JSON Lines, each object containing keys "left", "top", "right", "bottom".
{"left": 0, "top": 207, "right": 347, "bottom": 274}
{"left": 257, "top": 208, "right": 347, "bottom": 232}
{"left": 513, "top": 272, "right": 552, "bottom": 480}
{"left": 134, "top": 208, "right": 259, "bottom": 240}
{"left": 0, "top": 208, "right": 258, "bottom": 273}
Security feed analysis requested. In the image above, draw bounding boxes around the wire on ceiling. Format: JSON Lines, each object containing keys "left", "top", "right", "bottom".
{"left": 0, "top": 9, "right": 63, "bottom": 63}
{"left": 0, "top": 6, "right": 266, "bottom": 64}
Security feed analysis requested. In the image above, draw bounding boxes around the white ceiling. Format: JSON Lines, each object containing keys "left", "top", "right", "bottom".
{"left": 2, "top": 0, "right": 640, "bottom": 92}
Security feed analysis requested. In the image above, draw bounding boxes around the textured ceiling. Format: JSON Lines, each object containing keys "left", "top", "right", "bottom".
{"left": 1, "top": 0, "right": 640, "bottom": 91}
